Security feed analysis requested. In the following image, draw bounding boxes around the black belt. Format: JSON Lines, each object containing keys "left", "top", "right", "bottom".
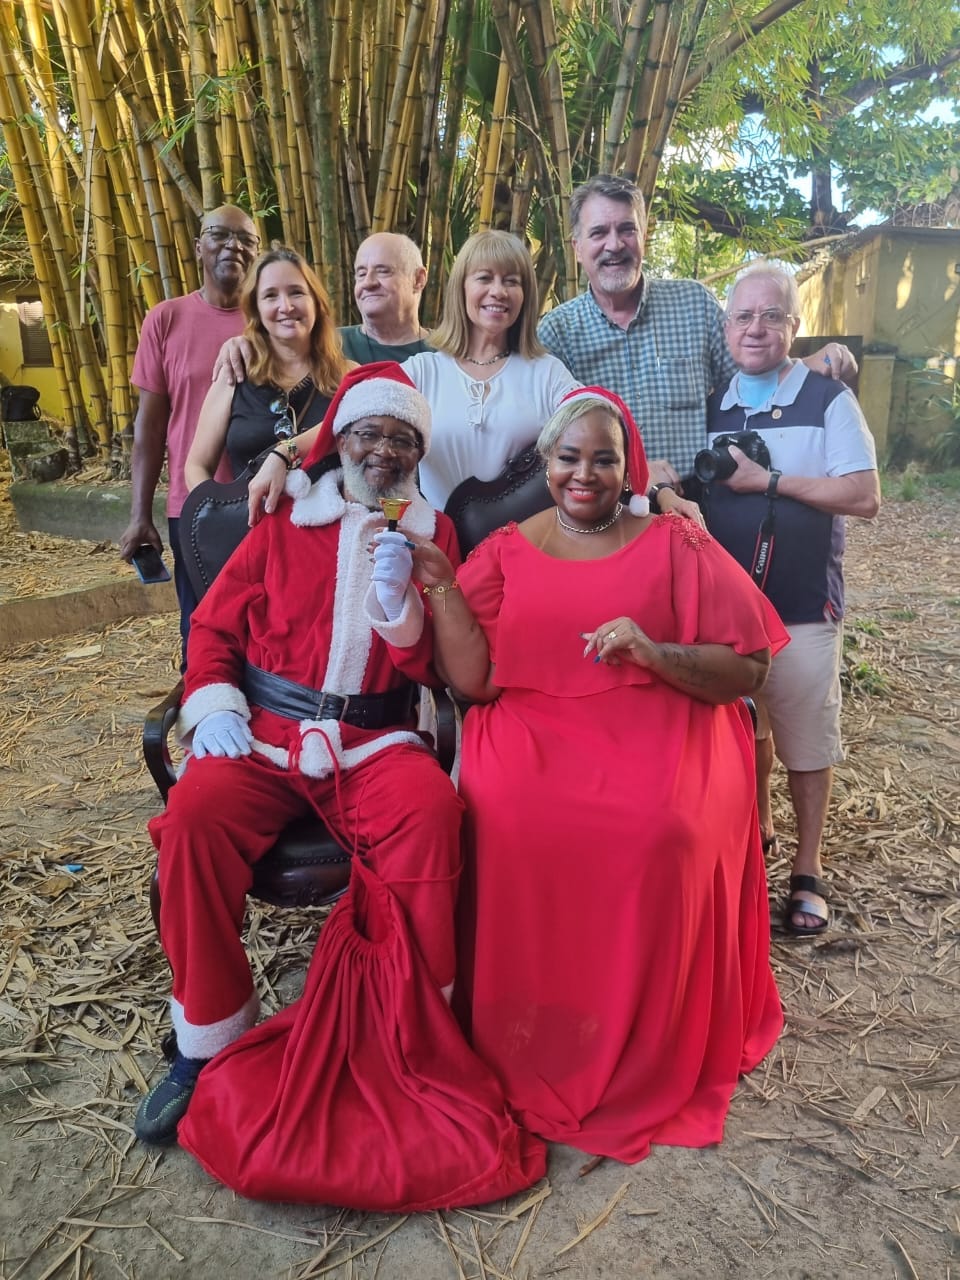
{"left": 243, "top": 663, "right": 416, "bottom": 730}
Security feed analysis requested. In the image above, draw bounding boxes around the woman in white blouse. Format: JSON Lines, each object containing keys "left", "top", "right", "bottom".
{"left": 247, "top": 231, "right": 579, "bottom": 518}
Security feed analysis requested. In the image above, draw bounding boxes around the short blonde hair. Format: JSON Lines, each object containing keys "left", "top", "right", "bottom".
{"left": 431, "top": 231, "right": 545, "bottom": 359}
{"left": 537, "top": 395, "right": 625, "bottom": 457}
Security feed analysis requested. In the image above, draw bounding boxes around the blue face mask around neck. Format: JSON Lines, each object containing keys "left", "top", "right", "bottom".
{"left": 737, "top": 359, "right": 790, "bottom": 409}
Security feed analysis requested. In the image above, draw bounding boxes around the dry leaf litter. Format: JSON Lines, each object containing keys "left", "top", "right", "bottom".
{"left": 1, "top": 466, "right": 957, "bottom": 1280}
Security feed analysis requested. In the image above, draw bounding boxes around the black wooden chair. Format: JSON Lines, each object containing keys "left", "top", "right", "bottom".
{"left": 143, "top": 475, "right": 456, "bottom": 930}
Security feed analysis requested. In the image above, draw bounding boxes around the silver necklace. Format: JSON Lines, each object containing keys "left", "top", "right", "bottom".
{"left": 556, "top": 502, "right": 623, "bottom": 535}
{"left": 464, "top": 350, "right": 509, "bottom": 366}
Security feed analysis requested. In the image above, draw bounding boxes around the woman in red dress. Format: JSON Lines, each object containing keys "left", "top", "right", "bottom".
{"left": 415, "top": 386, "right": 788, "bottom": 1163}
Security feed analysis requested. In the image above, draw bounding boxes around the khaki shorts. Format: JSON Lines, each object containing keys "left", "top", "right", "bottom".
{"left": 755, "top": 620, "right": 845, "bottom": 772}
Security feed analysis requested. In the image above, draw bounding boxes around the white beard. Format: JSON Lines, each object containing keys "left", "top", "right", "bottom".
{"left": 339, "top": 456, "right": 419, "bottom": 509}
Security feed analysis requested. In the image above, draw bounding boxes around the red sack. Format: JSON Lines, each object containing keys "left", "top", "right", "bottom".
{"left": 179, "top": 858, "right": 546, "bottom": 1209}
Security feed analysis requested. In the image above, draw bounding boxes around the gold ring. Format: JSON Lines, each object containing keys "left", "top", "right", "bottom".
{"left": 606, "top": 631, "right": 617, "bottom": 640}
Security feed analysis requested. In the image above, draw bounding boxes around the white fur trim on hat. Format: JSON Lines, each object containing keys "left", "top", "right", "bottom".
{"left": 629, "top": 494, "right": 650, "bottom": 516}
{"left": 332, "top": 378, "right": 432, "bottom": 452}
{"left": 285, "top": 467, "right": 312, "bottom": 500}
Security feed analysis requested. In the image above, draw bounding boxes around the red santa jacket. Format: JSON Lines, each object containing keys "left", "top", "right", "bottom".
{"left": 177, "top": 468, "right": 460, "bottom": 779}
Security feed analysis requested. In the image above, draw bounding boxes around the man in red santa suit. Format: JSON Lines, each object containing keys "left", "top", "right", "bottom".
{"left": 135, "top": 362, "right": 463, "bottom": 1145}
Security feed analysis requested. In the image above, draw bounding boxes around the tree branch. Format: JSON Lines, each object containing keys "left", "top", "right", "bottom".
{"left": 681, "top": 0, "right": 807, "bottom": 101}
{"left": 823, "top": 47, "right": 960, "bottom": 119}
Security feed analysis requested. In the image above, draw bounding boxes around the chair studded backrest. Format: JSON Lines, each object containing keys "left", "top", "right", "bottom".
{"left": 179, "top": 476, "right": 252, "bottom": 602}
{"left": 443, "top": 445, "right": 552, "bottom": 557}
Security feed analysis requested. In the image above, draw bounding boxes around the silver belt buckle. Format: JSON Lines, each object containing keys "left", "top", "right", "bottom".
{"left": 317, "top": 691, "right": 348, "bottom": 720}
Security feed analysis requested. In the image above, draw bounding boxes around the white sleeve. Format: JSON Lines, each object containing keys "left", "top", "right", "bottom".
{"left": 823, "top": 387, "right": 878, "bottom": 477}
{"left": 542, "top": 352, "right": 582, "bottom": 404}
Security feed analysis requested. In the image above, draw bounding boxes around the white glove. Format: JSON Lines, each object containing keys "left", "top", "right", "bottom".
{"left": 372, "top": 530, "right": 414, "bottom": 621}
{"left": 192, "top": 710, "right": 253, "bottom": 759}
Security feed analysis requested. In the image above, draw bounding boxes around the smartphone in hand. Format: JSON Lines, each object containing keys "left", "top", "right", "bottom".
{"left": 131, "top": 544, "right": 172, "bottom": 584}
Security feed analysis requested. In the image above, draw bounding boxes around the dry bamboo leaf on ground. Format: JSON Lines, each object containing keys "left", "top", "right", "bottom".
{"left": 555, "top": 1181, "right": 630, "bottom": 1257}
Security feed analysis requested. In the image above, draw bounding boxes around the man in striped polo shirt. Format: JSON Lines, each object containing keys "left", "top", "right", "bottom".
{"left": 703, "top": 267, "right": 880, "bottom": 937}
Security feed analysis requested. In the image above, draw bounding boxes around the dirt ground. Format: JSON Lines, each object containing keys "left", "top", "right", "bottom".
{"left": 1, "top": 474, "right": 958, "bottom": 1280}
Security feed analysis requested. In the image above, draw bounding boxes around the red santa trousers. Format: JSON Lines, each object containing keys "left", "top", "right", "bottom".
{"left": 149, "top": 744, "right": 463, "bottom": 1059}
{"left": 178, "top": 857, "right": 547, "bottom": 1209}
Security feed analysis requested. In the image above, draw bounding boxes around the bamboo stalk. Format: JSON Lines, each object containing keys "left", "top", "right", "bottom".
{"left": 0, "top": 69, "right": 90, "bottom": 463}
{"left": 411, "top": 0, "right": 450, "bottom": 247}
{"left": 603, "top": 0, "right": 652, "bottom": 171}
{"left": 383, "top": 76, "right": 417, "bottom": 233}
{"left": 275, "top": 0, "right": 309, "bottom": 253}
{"left": 368, "top": 0, "right": 394, "bottom": 183}
{"left": 0, "top": 35, "right": 109, "bottom": 451}
{"left": 478, "top": 52, "right": 512, "bottom": 230}
{"left": 536, "top": 0, "right": 576, "bottom": 293}
{"left": 184, "top": 0, "right": 220, "bottom": 208}
{"left": 130, "top": 118, "right": 179, "bottom": 298}
{"left": 215, "top": 0, "right": 266, "bottom": 241}
{"left": 346, "top": 0, "right": 364, "bottom": 159}
{"left": 489, "top": 0, "right": 562, "bottom": 280}
{"left": 638, "top": 0, "right": 708, "bottom": 196}
{"left": 372, "top": 0, "right": 430, "bottom": 229}
{"left": 211, "top": 0, "right": 241, "bottom": 200}
{"left": 252, "top": 0, "right": 297, "bottom": 241}
{"left": 425, "top": 0, "right": 475, "bottom": 317}
{"left": 621, "top": 0, "right": 673, "bottom": 182}
{"left": 57, "top": 0, "right": 163, "bottom": 300}
{"left": 633, "top": 1, "right": 681, "bottom": 193}
{"left": 329, "top": 0, "right": 350, "bottom": 118}
{"left": 89, "top": 145, "right": 134, "bottom": 450}
{"left": 302, "top": 0, "right": 343, "bottom": 305}
{"left": 509, "top": 147, "right": 533, "bottom": 237}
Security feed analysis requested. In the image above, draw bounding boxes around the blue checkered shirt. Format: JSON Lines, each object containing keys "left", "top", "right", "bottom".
{"left": 537, "top": 278, "right": 735, "bottom": 475}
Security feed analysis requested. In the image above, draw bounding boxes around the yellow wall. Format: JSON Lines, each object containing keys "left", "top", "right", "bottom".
{"left": 0, "top": 298, "right": 64, "bottom": 416}
{"left": 798, "top": 229, "right": 960, "bottom": 458}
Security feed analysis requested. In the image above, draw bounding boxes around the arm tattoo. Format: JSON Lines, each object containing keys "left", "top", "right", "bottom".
{"left": 656, "top": 644, "right": 722, "bottom": 689}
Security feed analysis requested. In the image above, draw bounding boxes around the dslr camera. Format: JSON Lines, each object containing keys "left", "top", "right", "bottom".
{"left": 693, "top": 430, "right": 771, "bottom": 484}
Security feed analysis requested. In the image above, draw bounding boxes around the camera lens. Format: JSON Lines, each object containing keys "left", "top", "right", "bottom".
{"left": 694, "top": 445, "right": 736, "bottom": 484}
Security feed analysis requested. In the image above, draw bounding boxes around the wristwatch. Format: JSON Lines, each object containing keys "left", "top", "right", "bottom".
{"left": 765, "top": 469, "right": 782, "bottom": 497}
{"left": 648, "top": 482, "right": 676, "bottom": 512}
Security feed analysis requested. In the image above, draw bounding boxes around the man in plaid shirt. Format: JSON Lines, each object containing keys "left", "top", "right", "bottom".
{"left": 538, "top": 175, "right": 854, "bottom": 522}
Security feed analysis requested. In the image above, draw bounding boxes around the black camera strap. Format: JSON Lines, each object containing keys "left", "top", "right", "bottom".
{"left": 750, "top": 471, "right": 781, "bottom": 591}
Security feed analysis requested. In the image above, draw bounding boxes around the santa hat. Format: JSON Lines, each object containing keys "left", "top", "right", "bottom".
{"left": 559, "top": 386, "right": 650, "bottom": 516}
{"left": 292, "top": 362, "right": 431, "bottom": 498}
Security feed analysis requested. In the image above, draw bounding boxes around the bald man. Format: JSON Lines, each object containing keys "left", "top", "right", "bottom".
{"left": 339, "top": 232, "right": 432, "bottom": 363}
{"left": 120, "top": 205, "right": 259, "bottom": 665}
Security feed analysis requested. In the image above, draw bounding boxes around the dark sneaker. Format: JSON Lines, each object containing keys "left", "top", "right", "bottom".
{"left": 134, "top": 1069, "right": 198, "bottom": 1145}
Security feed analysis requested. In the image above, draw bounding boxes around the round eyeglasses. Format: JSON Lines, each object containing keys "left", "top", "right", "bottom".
{"left": 346, "top": 428, "right": 420, "bottom": 454}
{"left": 200, "top": 225, "right": 260, "bottom": 251}
{"left": 725, "top": 308, "right": 795, "bottom": 330}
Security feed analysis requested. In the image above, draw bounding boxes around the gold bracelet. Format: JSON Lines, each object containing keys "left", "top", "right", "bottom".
{"left": 280, "top": 438, "right": 302, "bottom": 470}
{"left": 422, "top": 580, "right": 461, "bottom": 612}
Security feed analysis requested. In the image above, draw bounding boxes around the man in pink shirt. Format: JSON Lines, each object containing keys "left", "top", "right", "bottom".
{"left": 120, "top": 205, "right": 259, "bottom": 664}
